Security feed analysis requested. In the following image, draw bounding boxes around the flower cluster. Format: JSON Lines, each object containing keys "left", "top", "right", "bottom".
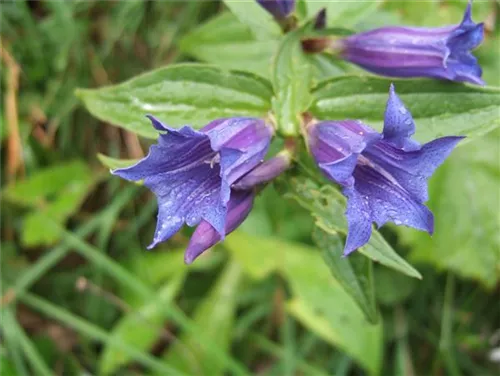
{"left": 112, "top": 0, "right": 482, "bottom": 263}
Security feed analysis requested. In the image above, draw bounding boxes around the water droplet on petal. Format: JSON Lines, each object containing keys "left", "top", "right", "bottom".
{"left": 394, "top": 219, "right": 402, "bottom": 225}
{"left": 398, "top": 107, "right": 407, "bottom": 114}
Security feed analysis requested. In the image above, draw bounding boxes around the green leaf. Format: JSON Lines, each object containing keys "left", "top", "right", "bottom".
{"left": 76, "top": 64, "right": 274, "bottom": 139}
{"left": 97, "top": 153, "right": 139, "bottom": 170}
{"left": 404, "top": 130, "right": 500, "bottom": 288}
{"left": 224, "top": 230, "right": 289, "bottom": 280}
{"left": 222, "top": 0, "right": 282, "bottom": 41}
{"left": 2, "top": 161, "right": 95, "bottom": 246}
{"left": 163, "top": 261, "right": 243, "bottom": 375}
{"left": 272, "top": 26, "right": 312, "bottom": 135}
{"left": 286, "top": 176, "right": 422, "bottom": 279}
{"left": 314, "top": 228, "right": 378, "bottom": 324}
{"left": 283, "top": 242, "right": 382, "bottom": 375}
{"left": 180, "top": 12, "right": 278, "bottom": 77}
{"left": 311, "top": 76, "right": 500, "bottom": 143}
{"left": 99, "top": 274, "right": 186, "bottom": 375}
{"left": 374, "top": 267, "right": 416, "bottom": 306}
{"left": 306, "top": 0, "right": 382, "bottom": 28}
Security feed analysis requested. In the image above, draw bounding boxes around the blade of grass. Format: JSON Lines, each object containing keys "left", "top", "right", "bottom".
{"left": 48, "top": 220, "right": 250, "bottom": 376}
{"left": 2, "top": 308, "right": 52, "bottom": 376}
{"left": 251, "top": 334, "right": 330, "bottom": 376}
{"left": 1, "top": 308, "right": 30, "bottom": 376}
{"left": 3, "top": 185, "right": 139, "bottom": 306}
{"left": 18, "top": 292, "right": 183, "bottom": 376}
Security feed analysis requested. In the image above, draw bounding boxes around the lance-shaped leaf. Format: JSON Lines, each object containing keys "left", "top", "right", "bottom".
{"left": 314, "top": 228, "right": 378, "bottom": 324}
{"left": 76, "top": 64, "right": 273, "bottom": 138}
{"left": 310, "top": 76, "right": 500, "bottom": 143}
{"left": 180, "top": 12, "right": 278, "bottom": 77}
{"left": 286, "top": 176, "right": 422, "bottom": 279}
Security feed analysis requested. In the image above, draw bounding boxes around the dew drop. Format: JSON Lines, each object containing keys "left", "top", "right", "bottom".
{"left": 394, "top": 219, "right": 402, "bottom": 225}
{"left": 398, "top": 107, "right": 407, "bottom": 114}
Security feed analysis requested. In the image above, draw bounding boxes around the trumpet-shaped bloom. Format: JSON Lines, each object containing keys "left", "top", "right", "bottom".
{"left": 339, "top": 3, "right": 484, "bottom": 85}
{"left": 256, "top": 0, "right": 295, "bottom": 19}
{"left": 113, "top": 116, "right": 273, "bottom": 250}
{"left": 307, "top": 84, "right": 463, "bottom": 254}
{"left": 185, "top": 190, "right": 255, "bottom": 264}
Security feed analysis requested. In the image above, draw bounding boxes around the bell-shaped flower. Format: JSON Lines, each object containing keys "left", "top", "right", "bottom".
{"left": 256, "top": 0, "right": 295, "bottom": 19}
{"left": 185, "top": 150, "right": 293, "bottom": 263}
{"left": 113, "top": 116, "right": 273, "bottom": 250}
{"left": 185, "top": 190, "right": 255, "bottom": 264}
{"left": 338, "top": 2, "right": 484, "bottom": 85}
{"left": 307, "top": 84, "right": 464, "bottom": 254}
{"left": 233, "top": 150, "right": 292, "bottom": 190}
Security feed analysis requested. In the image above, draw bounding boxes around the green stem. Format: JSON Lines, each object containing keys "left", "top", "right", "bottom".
{"left": 438, "top": 273, "right": 461, "bottom": 376}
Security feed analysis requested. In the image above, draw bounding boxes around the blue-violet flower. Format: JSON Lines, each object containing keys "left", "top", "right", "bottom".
{"left": 185, "top": 190, "right": 255, "bottom": 264}
{"left": 338, "top": 2, "right": 484, "bottom": 85}
{"left": 113, "top": 116, "right": 273, "bottom": 255}
{"left": 307, "top": 84, "right": 464, "bottom": 254}
{"left": 256, "top": 0, "right": 295, "bottom": 19}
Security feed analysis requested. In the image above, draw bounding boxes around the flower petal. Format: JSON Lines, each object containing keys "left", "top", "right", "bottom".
{"left": 256, "top": 0, "right": 295, "bottom": 19}
{"left": 364, "top": 136, "right": 464, "bottom": 202}
{"left": 233, "top": 151, "right": 291, "bottom": 190}
{"left": 343, "top": 186, "right": 373, "bottom": 255}
{"left": 308, "top": 120, "right": 381, "bottom": 185}
{"left": 352, "top": 164, "right": 434, "bottom": 233}
{"left": 383, "top": 84, "right": 419, "bottom": 151}
{"left": 185, "top": 190, "right": 254, "bottom": 264}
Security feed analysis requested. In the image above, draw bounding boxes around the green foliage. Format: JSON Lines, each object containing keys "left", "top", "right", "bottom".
{"left": 180, "top": 12, "right": 279, "bottom": 77}
{"left": 100, "top": 274, "right": 186, "bottom": 375}
{"left": 272, "top": 23, "right": 313, "bottom": 135}
{"left": 286, "top": 176, "right": 422, "bottom": 278}
{"left": 306, "top": 0, "right": 383, "bottom": 28}
{"left": 163, "top": 261, "right": 242, "bottom": 375}
{"left": 283, "top": 241, "right": 383, "bottom": 376}
{"left": 76, "top": 65, "right": 273, "bottom": 138}
{"left": 222, "top": 0, "right": 282, "bottom": 40}
{"left": 404, "top": 130, "right": 500, "bottom": 288}
{"left": 3, "top": 1, "right": 500, "bottom": 376}
{"left": 311, "top": 76, "right": 500, "bottom": 143}
{"left": 315, "top": 229, "right": 378, "bottom": 324}
{"left": 2, "top": 161, "right": 95, "bottom": 246}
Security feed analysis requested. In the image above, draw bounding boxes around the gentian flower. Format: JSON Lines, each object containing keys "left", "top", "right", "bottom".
{"left": 185, "top": 190, "right": 254, "bottom": 264}
{"left": 233, "top": 150, "right": 292, "bottom": 190}
{"left": 307, "top": 84, "right": 464, "bottom": 254}
{"left": 186, "top": 151, "right": 292, "bottom": 263}
{"left": 338, "top": 2, "right": 484, "bottom": 85}
{"left": 113, "top": 116, "right": 273, "bottom": 256}
{"left": 256, "top": 0, "right": 295, "bottom": 19}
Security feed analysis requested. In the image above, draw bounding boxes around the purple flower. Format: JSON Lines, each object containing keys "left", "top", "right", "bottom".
{"left": 256, "top": 0, "right": 295, "bottom": 19}
{"left": 113, "top": 116, "right": 273, "bottom": 251}
{"left": 307, "top": 84, "right": 464, "bottom": 255}
{"left": 185, "top": 190, "right": 254, "bottom": 264}
{"left": 339, "top": 2, "right": 484, "bottom": 85}
{"left": 233, "top": 150, "right": 292, "bottom": 190}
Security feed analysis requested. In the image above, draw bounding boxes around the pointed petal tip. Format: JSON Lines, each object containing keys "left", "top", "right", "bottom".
{"left": 342, "top": 246, "right": 358, "bottom": 257}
